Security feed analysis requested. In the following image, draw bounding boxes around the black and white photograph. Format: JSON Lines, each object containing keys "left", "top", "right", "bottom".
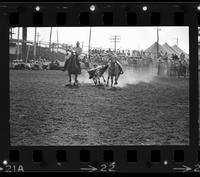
{"left": 9, "top": 27, "right": 189, "bottom": 146}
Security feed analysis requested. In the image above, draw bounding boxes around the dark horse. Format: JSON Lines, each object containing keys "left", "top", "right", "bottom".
{"left": 63, "top": 50, "right": 81, "bottom": 86}
{"left": 107, "top": 58, "right": 123, "bottom": 87}
{"left": 177, "top": 60, "right": 187, "bottom": 78}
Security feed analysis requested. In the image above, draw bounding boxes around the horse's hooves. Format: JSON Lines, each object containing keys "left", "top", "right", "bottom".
{"left": 74, "top": 81, "right": 80, "bottom": 86}
{"left": 65, "top": 84, "right": 72, "bottom": 87}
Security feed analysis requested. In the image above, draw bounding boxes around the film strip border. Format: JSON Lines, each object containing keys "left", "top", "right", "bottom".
{"left": 0, "top": 147, "right": 199, "bottom": 172}
{"left": 0, "top": 2, "right": 199, "bottom": 172}
{"left": 0, "top": 3, "right": 199, "bottom": 26}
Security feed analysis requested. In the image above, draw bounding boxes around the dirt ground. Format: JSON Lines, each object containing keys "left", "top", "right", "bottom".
{"left": 10, "top": 69, "right": 189, "bottom": 146}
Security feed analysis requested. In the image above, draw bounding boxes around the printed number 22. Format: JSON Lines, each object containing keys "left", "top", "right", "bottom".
{"left": 100, "top": 162, "right": 115, "bottom": 172}
{"left": 194, "top": 164, "right": 200, "bottom": 172}
{"left": 108, "top": 162, "right": 115, "bottom": 172}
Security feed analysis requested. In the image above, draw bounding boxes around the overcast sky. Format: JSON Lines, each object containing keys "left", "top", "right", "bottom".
{"left": 12, "top": 26, "right": 189, "bottom": 54}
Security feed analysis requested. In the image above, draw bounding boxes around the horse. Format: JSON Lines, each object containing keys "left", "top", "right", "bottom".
{"left": 177, "top": 60, "right": 187, "bottom": 78}
{"left": 63, "top": 50, "right": 81, "bottom": 86}
{"left": 169, "top": 60, "right": 177, "bottom": 77}
{"left": 106, "top": 58, "right": 123, "bottom": 87}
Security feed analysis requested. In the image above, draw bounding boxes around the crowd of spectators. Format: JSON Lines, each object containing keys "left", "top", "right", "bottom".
{"left": 87, "top": 48, "right": 153, "bottom": 66}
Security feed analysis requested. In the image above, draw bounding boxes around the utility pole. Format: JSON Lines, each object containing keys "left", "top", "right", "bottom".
{"left": 156, "top": 27, "right": 161, "bottom": 59}
{"left": 49, "top": 27, "right": 52, "bottom": 51}
{"left": 26, "top": 45, "right": 30, "bottom": 64}
{"left": 56, "top": 29, "right": 59, "bottom": 52}
{"left": 17, "top": 27, "right": 20, "bottom": 60}
{"left": 36, "top": 32, "right": 40, "bottom": 46}
{"left": 33, "top": 27, "right": 37, "bottom": 60}
{"left": 36, "top": 32, "right": 40, "bottom": 59}
{"left": 176, "top": 37, "right": 178, "bottom": 46}
{"left": 109, "top": 35, "right": 121, "bottom": 53}
{"left": 88, "top": 27, "right": 92, "bottom": 62}
{"left": 22, "top": 27, "right": 27, "bottom": 62}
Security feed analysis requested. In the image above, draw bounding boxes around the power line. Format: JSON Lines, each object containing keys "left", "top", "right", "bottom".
{"left": 109, "top": 35, "right": 121, "bottom": 53}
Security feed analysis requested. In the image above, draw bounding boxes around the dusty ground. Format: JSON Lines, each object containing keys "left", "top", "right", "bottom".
{"left": 10, "top": 69, "right": 189, "bottom": 146}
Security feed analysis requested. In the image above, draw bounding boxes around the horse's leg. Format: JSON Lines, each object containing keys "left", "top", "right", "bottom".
{"left": 107, "top": 75, "right": 110, "bottom": 86}
{"left": 111, "top": 76, "right": 113, "bottom": 87}
{"left": 98, "top": 77, "right": 101, "bottom": 85}
{"left": 93, "top": 78, "right": 97, "bottom": 85}
{"left": 114, "top": 73, "right": 120, "bottom": 85}
{"left": 102, "top": 75, "right": 106, "bottom": 82}
{"left": 114, "top": 76, "right": 118, "bottom": 85}
{"left": 75, "top": 74, "right": 78, "bottom": 83}
{"left": 69, "top": 72, "right": 72, "bottom": 85}
{"left": 74, "top": 74, "right": 78, "bottom": 86}
{"left": 114, "top": 66, "right": 120, "bottom": 85}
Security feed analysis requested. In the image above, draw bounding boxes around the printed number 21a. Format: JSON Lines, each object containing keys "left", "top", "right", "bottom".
{"left": 5, "top": 165, "right": 24, "bottom": 172}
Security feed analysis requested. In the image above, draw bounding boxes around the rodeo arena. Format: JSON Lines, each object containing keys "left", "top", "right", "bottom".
{"left": 10, "top": 27, "right": 190, "bottom": 146}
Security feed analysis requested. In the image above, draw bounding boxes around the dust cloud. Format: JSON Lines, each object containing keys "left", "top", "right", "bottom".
{"left": 73, "top": 65, "right": 158, "bottom": 87}
{"left": 115, "top": 66, "right": 158, "bottom": 87}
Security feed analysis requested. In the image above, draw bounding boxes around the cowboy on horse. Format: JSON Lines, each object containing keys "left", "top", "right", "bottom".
{"left": 63, "top": 41, "right": 82, "bottom": 73}
{"left": 106, "top": 53, "right": 124, "bottom": 87}
{"left": 108, "top": 54, "right": 124, "bottom": 75}
{"left": 62, "top": 41, "right": 82, "bottom": 86}
{"left": 74, "top": 41, "right": 82, "bottom": 74}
